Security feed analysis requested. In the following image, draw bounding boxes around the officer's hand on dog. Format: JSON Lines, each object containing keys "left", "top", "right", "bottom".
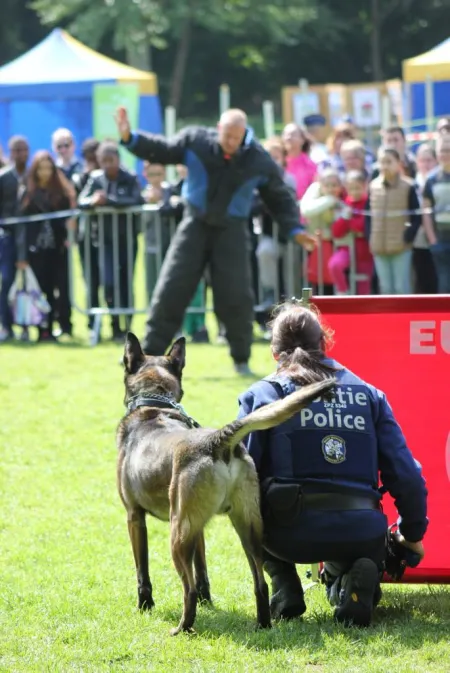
{"left": 397, "top": 535, "right": 425, "bottom": 560}
{"left": 294, "top": 231, "right": 317, "bottom": 252}
{"left": 115, "top": 106, "right": 131, "bottom": 143}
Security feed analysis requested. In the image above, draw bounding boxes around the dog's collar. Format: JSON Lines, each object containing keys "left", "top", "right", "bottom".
{"left": 126, "top": 393, "right": 201, "bottom": 429}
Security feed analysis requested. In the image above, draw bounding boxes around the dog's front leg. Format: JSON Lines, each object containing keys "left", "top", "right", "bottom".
{"left": 127, "top": 508, "right": 154, "bottom": 610}
{"left": 194, "top": 533, "right": 212, "bottom": 604}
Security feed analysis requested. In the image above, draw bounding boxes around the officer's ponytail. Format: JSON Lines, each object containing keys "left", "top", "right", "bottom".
{"left": 269, "top": 301, "right": 339, "bottom": 386}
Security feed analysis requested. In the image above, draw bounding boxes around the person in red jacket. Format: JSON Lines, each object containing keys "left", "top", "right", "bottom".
{"left": 329, "top": 170, "right": 373, "bottom": 294}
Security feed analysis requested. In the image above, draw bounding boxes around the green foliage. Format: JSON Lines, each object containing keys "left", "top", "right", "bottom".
{"left": 31, "top": 0, "right": 169, "bottom": 51}
{"left": 2, "top": 0, "right": 449, "bottom": 117}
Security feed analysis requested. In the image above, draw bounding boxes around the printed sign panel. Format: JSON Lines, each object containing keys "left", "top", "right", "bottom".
{"left": 93, "top": 83, "right": 140, "bottom": 171}
{"left": 314, "top": 295, "right": 450, "bottom": 584}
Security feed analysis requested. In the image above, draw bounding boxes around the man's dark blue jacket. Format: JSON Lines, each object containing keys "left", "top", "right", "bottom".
{"left": 122, "top": 127, "right": 303, "bottom": 238}
{"left": 238, "top": 359, "right": 428, "bottom": 546}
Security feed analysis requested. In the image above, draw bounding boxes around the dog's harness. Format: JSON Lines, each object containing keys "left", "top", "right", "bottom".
{"left": 126, "top": 393, "right": 201, "bottom": 429}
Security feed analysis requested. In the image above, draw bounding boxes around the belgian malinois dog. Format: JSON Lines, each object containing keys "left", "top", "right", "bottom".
{"left": 117, "top": 333, "right": 335, "bottom": 635}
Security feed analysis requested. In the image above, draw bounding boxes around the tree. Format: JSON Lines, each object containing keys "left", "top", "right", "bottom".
{"left": 31, "top": 0, "right": 321, "bottom": 110}
{"left": 31, "top": 0, "right": 168, "bottom": 70}
{"left": 16, "top": 0, "right": 450, "bottom": 121}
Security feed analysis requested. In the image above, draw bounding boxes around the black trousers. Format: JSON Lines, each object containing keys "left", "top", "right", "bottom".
{"left": 143, "top": 216, "right": 254, "bottom": 363}
{"left": 54, "top": 246, "right": 72, "bottom": 333}
{"left": 29, "top": 248, "right": 59, "bottom": 333}
{"left": 264, "top": 535, "right": 386, "bottom": 585}
{"left": 412, "top": 248, "right": 438, "bottom": 294}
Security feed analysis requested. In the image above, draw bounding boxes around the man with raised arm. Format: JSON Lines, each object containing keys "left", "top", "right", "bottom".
{"left": 116, "top": 107, "right": 314, "bottom": 374}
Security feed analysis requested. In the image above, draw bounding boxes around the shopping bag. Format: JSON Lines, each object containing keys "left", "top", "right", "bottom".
{"left": 8, "top": 266, "right": 51, "bottom": 327}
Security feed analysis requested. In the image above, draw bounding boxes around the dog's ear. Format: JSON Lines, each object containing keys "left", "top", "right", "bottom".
{"left": 123, "top": 332, "right": 145, "bottom": 374}
{"left": 167, "top": 336, "right": 186, "bottom": 376}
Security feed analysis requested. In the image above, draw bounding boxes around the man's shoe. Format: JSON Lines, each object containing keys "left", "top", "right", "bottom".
{"left": 234, "top": 362, "right": 254, "bottom": 376}
{"left": 38, "top": 330, "right": 58, "bottom": 343}
{"left": 191, "top": 327, "right": 210, "bottom": 344}
{"left": 334, "top": 558, "right": 379, "bottom": 627}
{"left": 112, "top": 329, "right": 127, "bottom": 343}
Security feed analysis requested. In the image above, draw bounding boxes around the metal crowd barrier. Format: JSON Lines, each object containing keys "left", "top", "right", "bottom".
{"left": 254, "top": 219, "right": 367, "bottom": 304}
{"left": 68, "top": 206, "right": 368, "bottom": 345}
{"left": 0, "top": 204, "right": 377, "bottom": 345}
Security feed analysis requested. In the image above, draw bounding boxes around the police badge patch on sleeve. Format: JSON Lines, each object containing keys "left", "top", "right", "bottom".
{"left": 322, "top": 435, "right": 346, "bottom": 464}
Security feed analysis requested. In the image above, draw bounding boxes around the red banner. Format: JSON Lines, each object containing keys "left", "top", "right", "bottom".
{"left": 314, "top": 296, "right": 450, "bottom": 584}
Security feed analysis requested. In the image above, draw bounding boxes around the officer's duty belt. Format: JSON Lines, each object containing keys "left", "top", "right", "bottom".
{"left": 302, "top": 493, "right": 379, "bottom": 511}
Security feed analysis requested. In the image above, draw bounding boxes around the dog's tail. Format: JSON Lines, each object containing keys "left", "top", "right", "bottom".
{"left": 207, "top": 378, "right": 336, "bottom": 460}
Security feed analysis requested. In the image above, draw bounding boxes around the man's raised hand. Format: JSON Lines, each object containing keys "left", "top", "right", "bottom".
{"left": 115, "top": 107, "right": 131, "bottom": 143}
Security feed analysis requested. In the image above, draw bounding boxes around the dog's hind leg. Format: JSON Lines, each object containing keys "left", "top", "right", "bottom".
{"left": 194, "top": 533, "right": 212, "bottom": 604}
{"left": 127, "top": 508, "right": 154, "bottom": 611}
{"left": 169, "top": 514, "right": 199, "bottom": 636}
{"left": 228, "top": 471, "right": 271, "bottom": 630}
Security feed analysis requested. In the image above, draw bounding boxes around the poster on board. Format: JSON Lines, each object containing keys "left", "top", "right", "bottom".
{"left": 352, "top": 88, "right": 381, "bottom": 127}
{"left": 386, "top": 79, "right": 403, "bottom": 124}
{"left": 328, "top": 90, "right": 344, "bottom": 127}
{"left": 293, "top": 92, "right": 320, "bottom": 126}
{"left": 93, "top": 83, "right": 140, "bottom": 170}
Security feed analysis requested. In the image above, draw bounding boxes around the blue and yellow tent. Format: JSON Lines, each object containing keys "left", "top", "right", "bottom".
{"left": 402, "top": 38, "right": 450, "bottom": 122}
{"left": 0, "top": 28, "right": 162, "bottom": 155}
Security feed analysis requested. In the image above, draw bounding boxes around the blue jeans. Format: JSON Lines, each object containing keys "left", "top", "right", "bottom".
{"left": 0, "top": 232, "right": 17, "bottom": 331}
{"left": 373, "top": 249, "right": 412, "bottom": 294}
{"left": 430, "top": 242, "right": 450, "bottom": 294}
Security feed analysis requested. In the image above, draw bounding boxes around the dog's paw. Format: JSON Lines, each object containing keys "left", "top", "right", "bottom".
{"left": 255, "top": 620, "right": 272, "bottom": 630}
{"left": 170, "top": 626, "right": 196, "bottom": 637}
{"left": 196, "top": 585, "right": 212, "bottom": 605}
{"left": 137, "top": 591, "right": 155, "bottom": 611}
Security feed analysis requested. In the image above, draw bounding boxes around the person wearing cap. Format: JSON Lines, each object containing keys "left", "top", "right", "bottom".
{"left": 303, "top": 114, "right": 329, "bottom": 165}
{"left": 115, "top": 106, "right": 315, "bottom": 375}
{"left": 237, "top": 300, "right": 427, "bottom": 627}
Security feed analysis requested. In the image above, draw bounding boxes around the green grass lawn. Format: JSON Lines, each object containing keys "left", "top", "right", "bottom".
{"left": 1, "top": 291, "right": 450, "bottom": 672}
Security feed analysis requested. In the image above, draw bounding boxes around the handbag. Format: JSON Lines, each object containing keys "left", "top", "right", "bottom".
{"left": 8, "top": 266, "right": 51, "bottom": 327}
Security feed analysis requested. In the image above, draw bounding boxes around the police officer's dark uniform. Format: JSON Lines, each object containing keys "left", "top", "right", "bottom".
{"left": 238, "top": 359, "right": 428, "bottom": 625}
{"left": 120, "top": 127, "right": 303, "bottom": 368}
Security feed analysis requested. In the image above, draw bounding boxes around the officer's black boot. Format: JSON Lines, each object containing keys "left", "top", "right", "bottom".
{"left": 264, "top": 555, "right": 306, "bottom": 621}
{"left": 331, "top": 558, "right": 379, "bottom": 627}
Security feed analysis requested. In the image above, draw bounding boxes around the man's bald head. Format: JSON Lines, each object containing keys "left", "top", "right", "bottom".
{"left": 219, "top": 108, "right": 248, "bottom": 128}
{"left": 218, "top": 108, "right": 248, "bottom": 156}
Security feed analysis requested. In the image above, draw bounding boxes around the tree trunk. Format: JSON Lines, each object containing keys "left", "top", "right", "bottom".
{"left": 370, "top": 0, "right": 384, "bottom": 81}
{"left": 125, "top": 41, "right": 152, "bottom": 71}
{"left": 168, "top": 12, "right": 192, "bottom": 111}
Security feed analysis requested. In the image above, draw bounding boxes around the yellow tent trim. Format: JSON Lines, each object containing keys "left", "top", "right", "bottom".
{"left": 62, "top": 30, "right": 158, "bottom": 95}
{"left": 403, "top": 39, "right": 450, "bottom": 83}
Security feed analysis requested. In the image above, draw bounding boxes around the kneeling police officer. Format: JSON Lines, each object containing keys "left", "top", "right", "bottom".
{"left": 237, "top": 300, "right": 427, "bottom": 627}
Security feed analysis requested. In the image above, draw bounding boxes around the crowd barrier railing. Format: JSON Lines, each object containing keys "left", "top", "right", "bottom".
{"left": 1, "top": 200, "right": 447, "bottom": 344}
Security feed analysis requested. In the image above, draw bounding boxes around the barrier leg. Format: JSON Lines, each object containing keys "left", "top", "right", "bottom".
{"left": 90, "top": 313, "right": 103, "bottom": 347}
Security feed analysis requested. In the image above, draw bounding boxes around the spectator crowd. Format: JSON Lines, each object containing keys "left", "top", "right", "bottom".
{"left": 0, "top": 113, "right": 450, "bottom": 345}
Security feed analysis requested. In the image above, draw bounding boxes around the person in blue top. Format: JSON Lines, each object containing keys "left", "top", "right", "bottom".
{"left": 237, "top": 300, "right": 427, "bottom": 627}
